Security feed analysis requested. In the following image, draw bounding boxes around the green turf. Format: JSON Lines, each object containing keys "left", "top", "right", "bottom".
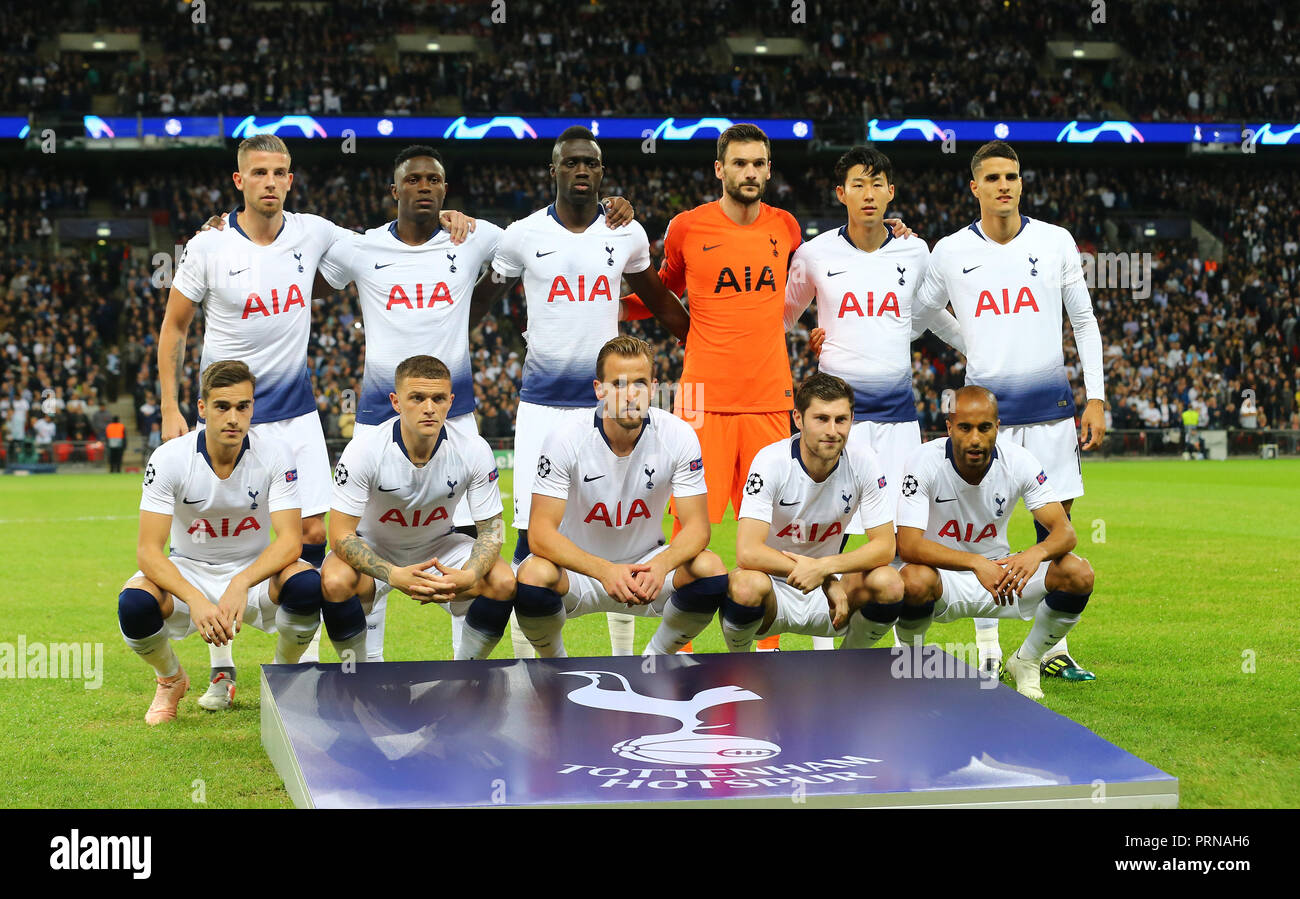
{"left": 1, "top": 460, "right": 1297, "bottom": 808}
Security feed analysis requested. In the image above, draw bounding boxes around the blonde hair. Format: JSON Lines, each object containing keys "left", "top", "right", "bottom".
{"left": 237, "top": 134, "right": 292, "bottom": 170}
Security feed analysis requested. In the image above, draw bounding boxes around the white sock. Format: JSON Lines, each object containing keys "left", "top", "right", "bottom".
{"left": 1020, "top": 605, "right": 1081, "bottom": 662}
{"left": 455, "top": 623, "right": 502, "bottom": 661}
{"left": 811, "top": 636, "right": 835, "bottom": 650}
{"left": 894, "top": 613, "right": 933, "bottom": 647}
{"left": 721, "top": 619, "right": 762, "bottom": 653}
{"left": 1045, "top": 635, "right": 1071, "bottom": 658}
{"left": 517, "top": 610, "right": 567, "bottom": 658}
{"left": 842, "top": 610, "right": 896, "bottom": 649}
{"left": 509, "top": 611, "right": 536, "bottom": 658}
{"left": 645, "top": 599, "right": 711, "bottom": 655}
{"left": 365, "top": 591, "right": 388, "bottom": 662}
{"left": 208, "top": 640, "right": 233, "bottom": 671}
{"left": 124, "top": 628, "right": 179, "bottom": 679}
{"left": 273, "top": 608, "right": 320, "bottom": 664}
{"left": 450, "top": 612, "right": 466, "bottom": 658}
{"left": 298, "top": 628, "right": 322, "bottom": 663}
{"left": 607, "top": 612, "right": 635, "bottom": 656}
{"left": 329, "top": 628, "right": 368, "bottom": 664}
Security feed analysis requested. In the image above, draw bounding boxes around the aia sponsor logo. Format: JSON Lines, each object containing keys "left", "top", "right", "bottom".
{"left": 241, "top": 284, "right": 307, "bottom": 319}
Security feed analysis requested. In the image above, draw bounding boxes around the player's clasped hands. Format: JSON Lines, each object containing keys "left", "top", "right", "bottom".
{"left": 603, "top": 562, "right": 655, "bottom": 606}
{"left": 782, "top": 551, "right": 828, "bottom": 594}
{"left": 423, "top": 560, "right": 477, "bottom": 604}
{"left": 972, "top": 555, "right": 1015, "bottom": 605}
{"left": 991, "top": 546, "right": 1047, "bottom": 601}
{"left": 390, "top": 558, "right": 445, "bottom": 602}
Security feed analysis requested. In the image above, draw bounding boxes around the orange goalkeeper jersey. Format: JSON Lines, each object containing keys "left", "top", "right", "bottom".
{"left": 660, "top": 201, "right": 803, "bottom": 413}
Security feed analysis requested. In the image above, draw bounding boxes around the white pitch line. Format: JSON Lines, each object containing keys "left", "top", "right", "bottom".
{"left": 0, "top": 514, "right": 137, "bottom": 525}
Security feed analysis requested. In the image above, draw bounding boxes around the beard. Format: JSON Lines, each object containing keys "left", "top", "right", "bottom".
{"left": 724, "top": 179, "right": 765, "bottom": 206}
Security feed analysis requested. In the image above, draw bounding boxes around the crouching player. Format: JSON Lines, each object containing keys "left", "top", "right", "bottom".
{"left": 321, "top": 355, "right": 515, "bottom": 661}
{"left": 117, "top": 361, "right": 324, "bottom": 724}
{"left": 894, "top": 386, "right": 1095, "bottom": 700}
{"left": 724, "top": 373, "right": 903, "bottom": 651}
{"left": 514, "top": 336, "right": 727, "bottom": 657}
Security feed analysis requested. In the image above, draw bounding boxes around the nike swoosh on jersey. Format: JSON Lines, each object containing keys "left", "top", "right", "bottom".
{"left": 962, "top": 266, "right": 982, "bottom": 274}
{"left": 374, "top": 262, "right": 396, "bottom": 269}
{"left": 378, "top": 485, "right": 400, "bottom": 492}
{"left": 936, "top": 497, "right": 958, "bottom": 503}
{"left": 583, "top": 474, "right": 605, "bottom": 482}
{"left": 535, "top": 250, "right": 556, "bottom": 257}
{"left": 778, "top": 499, "right": 800, "bottom": 506}
{"left": 228, "top": 268, "right": 248, "bottom": 276}
{"left": 827, "top": 270, "right": 846, "bottom": 277}
{"left": 182, "top": 497, "right": 206, "bottom": 504}
{"left": 702, "top": 244, "right": 722, "bottom": 251}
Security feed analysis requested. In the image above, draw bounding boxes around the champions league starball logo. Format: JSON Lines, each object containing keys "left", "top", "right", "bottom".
{"left": 560, "top": 671, "right": 781, "bottom": 765}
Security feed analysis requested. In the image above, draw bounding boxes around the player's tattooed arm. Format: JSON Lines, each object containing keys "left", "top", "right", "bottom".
{"left": 465, "top": 513, "right": 506, "bottom": 579}
{"left": 336, "top": 533, "right": 394, "bottom": 584}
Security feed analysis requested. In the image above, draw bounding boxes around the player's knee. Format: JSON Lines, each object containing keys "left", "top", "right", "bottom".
{"left": 727, "top": 570, "right": 767, "bottom": 608}
{"left": 319, "top": 561, "right": 356, "bottom": 604}
{"left": 692, "top": 549, "right": 728, "bottom": 579}
{"left": 1061, "top": 554, "right": 1095, "bottom": 595}
{"left": 868, "top": 565, "right": 905, "bottom": 604}
{"left": 517, "top": 555, "right": 559, "bottom": 589}
{"left": 118, "top": 584, "right": 164, "bottom": 638}
{"left": 900, "top": 565, "right": 938, "bottom": 605}
{"left": 277, "top": 568, "right": 323, "bottom": 615}
{"left": 482, "top": 562, "right": 517, "bottom": 602}
{"left": 301, "top": 516, "right": 327, "bottom": 546}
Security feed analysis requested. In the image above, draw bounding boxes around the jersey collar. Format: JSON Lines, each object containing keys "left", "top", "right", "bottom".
{"left": 944, "top": 437, "right": 998, "bottom": 478}
{"left": 839, "top": 224, "right": 893, "bottom": 251}
{"left": 967, "top": 215, "right": 1029, "bottom": 242}
{"left": 547, "top": 202, "right": 605, "bottom": 229}
{"left": 791, "top": 434, "right": 839, "bottom": 480}
{"left": 595, "top": 409, "right": 648, "bottom": 452}
{"left": 393, "top": 417, "right": 446, "bottom": 464}
{"left": 387, "top": 220, "right": 443, "bottom": 245}
{"left": 197, "top": 431, "right": 250, "bottom": 476}
{"left": 229, "top": 207, "right": 287, "bottom": 242}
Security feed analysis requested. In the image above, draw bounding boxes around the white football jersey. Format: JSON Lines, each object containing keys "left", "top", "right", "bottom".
{"left": 914, "top": 216, "right": 1104, "bottom": 425}
{"left": 531, "top": 407, "right": 706, "bottom": 564}
{"left": 140, "top": 429, "right": 301, "bottom": 566}
{"left": 318, "top": 220, "right": 504, "bottom": 425}
{"left": 738, "top": 434, "right": 893, "bottom": 558}
{"left": 785, "top": 227, "right": 930, "bottom": 423}
{"left": 895, "top": 437, "right": 1058, "bottom": 560}
{"left": 491, "top": 205, "right": 651, "bottom": 406}
{"left": 331, "top": 418, "right": 502, "bottom": 566}
{"left": 173, "top": 210, "right": 351, "bottom": 423}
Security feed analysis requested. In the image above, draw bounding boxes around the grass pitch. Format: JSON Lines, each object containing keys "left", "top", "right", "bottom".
{"left": 0, "top": 460, "right": 1296, "bottom": 808}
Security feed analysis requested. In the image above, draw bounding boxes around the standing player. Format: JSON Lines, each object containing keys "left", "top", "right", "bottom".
{"left": 469, "top": 126, "right": 690, "bottom": 656}
{"left": 321, "top": 355, "right": 515, "bottom": 661}
{"left": 116, "top": 361, "right": 325, "bottom": 724}
{"left": 723, "top": 373, "right": 903, "bottom": 651}
{"left": 785, "top": 146, "right": 965, "bottom": 530}
{"left": 914, "top": 140, "right": 1106, "bottom": 680}
{"left": 646, "top": 125, "right": 912, "bottom": 651}
{"left": 894, "top": 387, "right": 1095, "bottom": 700}
{"left": 513, "top": 336, "right": 727, "bottom": 657}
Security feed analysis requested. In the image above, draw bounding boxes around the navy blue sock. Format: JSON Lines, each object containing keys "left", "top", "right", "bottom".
{"left": 858, "top": 599, "right": 903, "bottom": 624}
{"left": 301, "top": 541, "right": 327, "bottom": 568}
{"left": 512, "top": 529, "right": 531, "bottom": 566}
{"left": 721, "top": 594, "right": 765, "bottom": 625}
{"left": 118, "top": 588, "right": 163, "bottom": 638}
{"left": 673, "top": 574, "right": 728, "bottom": 613}
{"left": 465, "top": 595, "right": 514, "bottom": 637}
{"left": 514, "top": 582, "right": 563, "bottom": 617}
{"left": 1043, "top": 589, "right": 1090, "bottom": 614}
{"left": 899, "top": 600, "right": 936, "bottom": 621}
{"left": 321, "top": 595, "right": 366, "bottom": 641}
{"left": 277, "top": 569, "right": 322, "bottom": 615}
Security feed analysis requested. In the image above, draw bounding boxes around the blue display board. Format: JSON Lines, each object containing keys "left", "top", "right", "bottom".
{"left": 261, "top": 648, "right": 1177, "bottom": 808}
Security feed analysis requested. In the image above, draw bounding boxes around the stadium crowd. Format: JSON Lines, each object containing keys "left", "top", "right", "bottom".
{"left": 1, "top": 1, "right": 1295, "bottom": 123}
{"left": 3, "top": 152, "right": 1298, "bottom": 465}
